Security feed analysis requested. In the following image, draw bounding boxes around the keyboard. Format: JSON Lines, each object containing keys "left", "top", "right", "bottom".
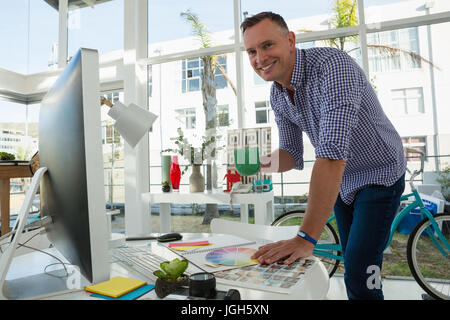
{"left": 112, "top": 246, "right": 180, "bottom": 281}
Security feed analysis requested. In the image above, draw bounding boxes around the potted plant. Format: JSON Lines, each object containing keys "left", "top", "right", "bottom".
{"left": 153, "top": 258, "right": 189, "bottom": 298}
{"left": 161, "top": 127, "right": 223, "bottom": 193}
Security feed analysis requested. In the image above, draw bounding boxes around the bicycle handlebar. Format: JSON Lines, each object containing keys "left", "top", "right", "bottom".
{"left": 404, "top": 148, "right": 425, "bottom": 190}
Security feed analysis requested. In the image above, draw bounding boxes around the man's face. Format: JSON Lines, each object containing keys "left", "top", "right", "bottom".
{"left": 243, "top": 18, "right": 296, "bottom": 86}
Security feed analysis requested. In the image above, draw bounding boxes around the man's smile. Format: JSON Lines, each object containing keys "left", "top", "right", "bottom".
{"left": 259, "top": 60, "right": 277, "bottom": 74}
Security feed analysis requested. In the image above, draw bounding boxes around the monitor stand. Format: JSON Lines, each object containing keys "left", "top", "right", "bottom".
{"left": 0, "top": 167, "right": 90, "bottom": 300}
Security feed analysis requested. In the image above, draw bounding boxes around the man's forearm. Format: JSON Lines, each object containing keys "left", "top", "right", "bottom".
{"left": 260, "top": 148, "right": 296, "bottom": 173}
{"left": 299, "top": 157, "right": 346, "bottom": 241}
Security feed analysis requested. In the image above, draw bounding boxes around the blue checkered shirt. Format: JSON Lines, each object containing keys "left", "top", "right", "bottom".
{"left": 271, "top": 47, "right": 406, "bottom": 204}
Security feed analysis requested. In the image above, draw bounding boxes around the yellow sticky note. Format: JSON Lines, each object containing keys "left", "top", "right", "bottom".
{"left": 85, "top": 276, "right": 147, "bottom": 298}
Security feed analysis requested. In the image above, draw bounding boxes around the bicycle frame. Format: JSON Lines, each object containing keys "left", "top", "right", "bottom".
{"left": 313, "top": 188, "right": 450, "bottom": 262}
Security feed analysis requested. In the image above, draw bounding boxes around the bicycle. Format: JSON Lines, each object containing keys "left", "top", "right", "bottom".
{"left": 272, "top": 149, "right": 450, "bottom": 300}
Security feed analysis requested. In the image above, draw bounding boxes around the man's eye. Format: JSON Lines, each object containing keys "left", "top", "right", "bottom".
{"left": 248, "top": 50, "right": 256, "bottom": 56}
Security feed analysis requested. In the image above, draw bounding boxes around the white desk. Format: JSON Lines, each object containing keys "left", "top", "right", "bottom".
{"left": 142, "top": 191, "right": 275, "bottom": 233}
{"left": 4, "top": 233, "right": 329, "bottom": 300}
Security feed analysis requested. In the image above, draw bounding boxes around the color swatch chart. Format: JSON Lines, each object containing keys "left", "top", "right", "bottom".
{"left": 205, "top": 247, "right": 258, "bottom": 266}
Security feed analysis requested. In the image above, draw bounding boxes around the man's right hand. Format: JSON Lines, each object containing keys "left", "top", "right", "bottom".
{"left": 260, "top": 149, "right": 296, "bottom": 173}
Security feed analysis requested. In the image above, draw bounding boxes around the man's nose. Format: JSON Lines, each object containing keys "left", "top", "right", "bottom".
{"left": 255, "top": 50, "right": 267, "bottom": 66}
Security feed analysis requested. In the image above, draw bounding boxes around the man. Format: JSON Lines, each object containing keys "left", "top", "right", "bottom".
{"left": 242, "top": 12, "right": 406, "bottom": 300}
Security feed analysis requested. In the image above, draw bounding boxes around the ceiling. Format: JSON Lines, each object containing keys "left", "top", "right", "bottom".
{"left": 44, "top": 0, "right": 112, "bottom": 11}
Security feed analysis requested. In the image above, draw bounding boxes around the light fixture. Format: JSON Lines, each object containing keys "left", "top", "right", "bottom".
{"left": 102, "top": 98, "right": 157, "bottom": 148}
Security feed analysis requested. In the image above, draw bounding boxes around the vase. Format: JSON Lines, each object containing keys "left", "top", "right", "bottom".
{"left": 170, "top": 156, "right": 181, "bottom": 192}
{"left": 161, "top": 155, "right": 172, "bottom": 192}
{"left": 189, "top": 165, "right": 204, "bottom": 193}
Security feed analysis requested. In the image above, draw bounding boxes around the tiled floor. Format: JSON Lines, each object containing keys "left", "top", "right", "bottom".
{"left": 326, "top": 274, "right": 428, "bottom": 300}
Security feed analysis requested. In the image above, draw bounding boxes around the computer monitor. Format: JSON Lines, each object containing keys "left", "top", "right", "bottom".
{"left": 0, "top": 48, "right": 109, "bottom": 300}
{"left": 39, "top": 48, "right": 109, "bottom": 284}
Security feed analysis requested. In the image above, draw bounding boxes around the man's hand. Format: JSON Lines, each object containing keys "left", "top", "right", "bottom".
{"left": 259, "top": 149, "right": 296, "bottom": 173}
{"left": 251, "top": 236, "right": 314, "bottom": 265}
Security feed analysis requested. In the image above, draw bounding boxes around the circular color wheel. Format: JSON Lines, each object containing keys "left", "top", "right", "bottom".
{"left": 205, "top": 247, "right": 258, "bottom": 266}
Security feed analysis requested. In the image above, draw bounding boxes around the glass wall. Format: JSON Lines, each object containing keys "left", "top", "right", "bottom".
{"left": 0, "top": 100, "right": 39, "bottom": 215}
{"left": 241, "top": 0, "right": 356, "bottom": 32}
{"left": 68, "top": 0, "right": 124, "bottom": 60}
{"left": 101, "top": 90, "right": 125, "bottom": 212}
{"left": 0, "top": 0, "right": 58, "bottom": 74}
{"left": 0, "top": 0, "right": 30, "bottom": 74}
{"left": 148, "top": 0, "right": 234, "bottom": 57}
{"left": 365, "top": 0, "right": 450, "bottom": 24}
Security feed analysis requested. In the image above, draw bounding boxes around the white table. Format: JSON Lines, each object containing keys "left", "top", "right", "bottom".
{"left": 142, "top": 191, "right": 275, "bottom": 233}
{"left": 4, "top": 233, "right": 329, "bottom": 300}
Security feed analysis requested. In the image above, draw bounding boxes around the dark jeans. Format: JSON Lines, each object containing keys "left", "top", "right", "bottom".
{"left": 333, "top": 174, "right": 405, "bottom": 300}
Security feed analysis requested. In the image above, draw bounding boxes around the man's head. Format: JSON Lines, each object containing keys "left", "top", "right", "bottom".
{"left": 241, "top": 12, "right": 296, "bottom": 87}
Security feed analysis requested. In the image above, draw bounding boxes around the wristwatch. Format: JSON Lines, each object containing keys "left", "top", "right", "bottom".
{"left": 296, "top": 230, "right": 317, "bottom": 246}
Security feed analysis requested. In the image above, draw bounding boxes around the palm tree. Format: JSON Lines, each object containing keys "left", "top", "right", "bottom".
{"left": 181, "top": 9, "right": 237, "bottom": 224}
{"left": 300, "top": 0, "right": 439, "bottom": 71}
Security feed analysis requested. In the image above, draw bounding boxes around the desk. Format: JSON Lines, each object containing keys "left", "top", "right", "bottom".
{"left": 0, "top": 160, "right": 38, "bottom": 235}
{"left": 4, "top": 233, "right": 329, "bottom": 300}
{"left": 142, "top": 191, "right": 274, "bottom": 233}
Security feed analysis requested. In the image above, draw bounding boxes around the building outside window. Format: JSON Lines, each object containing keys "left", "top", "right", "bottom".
{"left": 182, "top": 56, "right": 227, "bottom": 93}
{"left": 391, "top": 87, "right": 424, "bottom": 115}
{"left": 367, "top": 27, "right": 420, "bottom": 73}
{"left": 402, "top": 136, "right": 426, "bottom": 162}
{"left": 176, "top": 108, "right": 196, "bottom": 129}
{"left": 255, "top": 101, "right": 271, "bottom": 124}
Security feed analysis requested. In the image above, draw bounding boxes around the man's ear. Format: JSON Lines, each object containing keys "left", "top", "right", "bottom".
{"left": 288, "top": 31, "right": 296, "bottom": 51}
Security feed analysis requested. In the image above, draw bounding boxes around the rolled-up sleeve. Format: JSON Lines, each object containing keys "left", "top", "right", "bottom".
{"left": 315, "top": 52, "right": 364, "bottom": 161}
{"left": 274, "top": 111, "right": 304, "bottom": 170}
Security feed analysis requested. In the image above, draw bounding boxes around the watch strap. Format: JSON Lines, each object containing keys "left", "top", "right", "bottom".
{"left": 296, "top": 230, "right": 317, "bottom": 246}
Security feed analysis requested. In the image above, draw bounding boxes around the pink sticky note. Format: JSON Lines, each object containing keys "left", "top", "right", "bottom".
{"left": 168, "top": 241, "right": 210, "bottom": 248}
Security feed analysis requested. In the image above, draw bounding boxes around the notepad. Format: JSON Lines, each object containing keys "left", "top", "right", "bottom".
{"left": 91, "top": 284, "right": 155, "bottom": 300}
{"left": 85, "top": 276, "right": 147, "bottom": 298}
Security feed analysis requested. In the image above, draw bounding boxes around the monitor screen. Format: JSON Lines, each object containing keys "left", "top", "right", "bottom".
{"left": 39, "top": 48, "right": 109, "bottom": 284}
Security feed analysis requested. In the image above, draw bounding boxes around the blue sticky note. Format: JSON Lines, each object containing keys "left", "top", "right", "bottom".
{"left": 91, "top": 284, "right": 155, "bottom": 300}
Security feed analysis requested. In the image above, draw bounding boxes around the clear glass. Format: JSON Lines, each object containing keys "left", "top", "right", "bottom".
{"left": 0, "top": 0, "right": 29, "bottom": 73}
{"left": 100, "top": 90, "right": 125, "bottom": 211}
{"left": 68, "top": 0, "right": 124, "bottom": 61}
{"left": 148, "top": 0, "right": 234, "bottom": 57}
{"left": 241, "top": 0, "right": 358, "bottom": 33}
{"left": 0, "top": 100, "right": 39, "bottom": 215}
{"left": 148, "top": 53, "right": 238, "bottom": 230}
{"left": 29, "top": 0, "right": 59, "bottom": 73}
{"left": 365, "top": 0, "right": 450, "bottom": 25}
{"left": 368, "top": 22, "right": 450, "bottom": 176}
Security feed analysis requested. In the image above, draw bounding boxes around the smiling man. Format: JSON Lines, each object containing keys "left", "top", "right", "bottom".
{"left": 242, "top": 12, "right": 406, "bottom": 300}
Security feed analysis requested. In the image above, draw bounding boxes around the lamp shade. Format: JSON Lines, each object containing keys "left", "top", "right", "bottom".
{"left": 108, "top": 102, "right": 157, "bottom": 147}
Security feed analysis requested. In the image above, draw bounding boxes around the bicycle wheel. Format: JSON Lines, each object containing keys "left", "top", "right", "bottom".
{"left": 407, "top": 213, "right": 450, "bottom": 300}
{"left": 272, "top": 210, "right": 341, "bottom": 277}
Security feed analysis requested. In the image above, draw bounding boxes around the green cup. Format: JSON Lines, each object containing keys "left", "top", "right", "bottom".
{"left": 234, "top": 147, "right": 260, "bottom": 176}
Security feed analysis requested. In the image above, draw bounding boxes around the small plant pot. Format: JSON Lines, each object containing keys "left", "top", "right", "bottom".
{"left": 154, "top": 275, "right": 189, "bottom": 298}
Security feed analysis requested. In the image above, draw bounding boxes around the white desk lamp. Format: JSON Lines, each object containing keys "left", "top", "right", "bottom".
{"left": 101, "top": 98, "right": 158, "bottom": 148}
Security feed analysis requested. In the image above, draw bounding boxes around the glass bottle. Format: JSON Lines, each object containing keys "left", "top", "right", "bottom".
{"left": 170, "top": 155, "right": 181, "bottom": 192}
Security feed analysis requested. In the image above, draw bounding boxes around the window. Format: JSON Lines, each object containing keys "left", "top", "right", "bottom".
{"left": 68, "top": 0, "right": 123, "bottom": 61}
{"left": 182, "top": 56, "right": 227, "bottom": 93}
{"left": 217, "top": 105, "right": 229, "bottom": 127}
{"left": 176, "top": 108, "right": 196, "bottom": 129}
{"left": 255, "top": 101, "right": 271, "bottom": 124}
{"left": 367, "top": 27, "right": 420, "bottom": 73}
{"left": 402, "top": 136, "right": 426, "bottom": 162}
{"left": 391, "top": 88, "right": 424, "bottom": 115}
{"left": 148, "top": 65, "right": 153, "bottom": 98}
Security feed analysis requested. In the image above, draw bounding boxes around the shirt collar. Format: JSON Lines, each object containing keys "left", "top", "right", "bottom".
{"left": 274, "top": 48, "right": 304, "bottom": 92}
